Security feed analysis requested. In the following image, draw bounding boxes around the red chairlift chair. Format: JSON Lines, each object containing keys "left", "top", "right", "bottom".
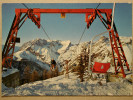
{"left": 90, "top": 62, "right": 111, "bottom": 80}
{"left": 91, "top": 62, "right": 111, "bottom": 73}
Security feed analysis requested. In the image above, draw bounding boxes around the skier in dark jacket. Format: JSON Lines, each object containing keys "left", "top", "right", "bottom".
{"left": 50, "top": 59, "right": 56, "bottom": 71}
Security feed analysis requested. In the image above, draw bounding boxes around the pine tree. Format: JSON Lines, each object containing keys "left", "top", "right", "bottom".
{"left": 46, "top": 70, "right": 52, "bottom": 78}
{"left": 77, "top": 48, "right": 85, "bottom": 82}
{"left": 30, "top": 70, "right": 39, "bottom": 82}
{"left": 76, "top": 46, "right": 90, "bottom": 82}
{"left": 43, "top": 69, "right": 47, "bottom": 80}
{"left": 54, "top": 67, "right": 59, "bottom": 77}
{"left": 83, "top": 46, "right": 93, "bottom": 81}
{"left": 23, "top": 66, "right": 31, "bottom": 83}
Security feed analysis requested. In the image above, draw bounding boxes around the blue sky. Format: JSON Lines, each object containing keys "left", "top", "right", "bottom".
{"left": 2, "top": 3, "right": 132, "bottom": 46}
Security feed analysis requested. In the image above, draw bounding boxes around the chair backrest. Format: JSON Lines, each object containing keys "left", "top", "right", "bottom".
{"left": 91, "top": 62, "right": 111, "bottom": 73}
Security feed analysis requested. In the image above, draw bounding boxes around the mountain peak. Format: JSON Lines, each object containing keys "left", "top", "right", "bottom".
{"left": 14, "top": 38, "right": 72, "bottom": 64}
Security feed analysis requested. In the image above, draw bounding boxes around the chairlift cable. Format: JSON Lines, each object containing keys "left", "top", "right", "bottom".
{"left": 70, "top": 3, "right": 102, "bottom": 66}
{"left": 77, "top": 3, "right": 101, "bottom": 46}
{"left": 21, "top": 3, "right": 52, "bottom": 41}
{"left": 40, "top": 24, "right": 51, "bottom": 41}
{"left": 21, "top": 3, "right": 54, "bottom": 48}
{"left": 96, "top": 3, "right": 101, "bottom": 9}
{"left": 21, "top": 3, "right": 59, "bottom": 65}
{"left": 22, "top": 3, "right": 29, "bottom": 9}
{"left": 77, "top": 26, "right": 87, "bottom": 45}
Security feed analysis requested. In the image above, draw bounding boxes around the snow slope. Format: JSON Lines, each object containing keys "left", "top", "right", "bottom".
{"left": 59, "top": 36, "right": 132, "bottom": 71}
{"left": 58, "top": 42, "right": 89, "bottom": 64}
{"left": 2, "top": 73, "right": 132, "bottom": 96}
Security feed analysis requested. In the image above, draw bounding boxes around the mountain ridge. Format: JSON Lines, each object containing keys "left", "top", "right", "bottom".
{"left": 13, "top": 36, "right": 132, "bottom": 71}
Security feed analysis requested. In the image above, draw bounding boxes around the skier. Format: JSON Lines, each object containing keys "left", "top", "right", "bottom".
{"left": 50, "top": 59, "right": 56, "bottom": 77}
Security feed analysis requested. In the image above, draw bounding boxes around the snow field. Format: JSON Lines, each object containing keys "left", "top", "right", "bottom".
{"left": 2, "top": 73, "right": 132, "bottom": 96}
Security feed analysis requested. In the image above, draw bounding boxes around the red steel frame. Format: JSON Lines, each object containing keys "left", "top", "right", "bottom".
{"left": 2, "top": 8, "right": 130, "bottom": 77}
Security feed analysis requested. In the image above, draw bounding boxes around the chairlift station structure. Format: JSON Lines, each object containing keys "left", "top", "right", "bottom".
{"left": 2, "top": 8, "right": 130, "bottom": 78}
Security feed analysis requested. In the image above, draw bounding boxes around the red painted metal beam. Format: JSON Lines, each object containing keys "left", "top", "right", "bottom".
{"left": 15, "top": 8, "right": 112, "bottom": 14}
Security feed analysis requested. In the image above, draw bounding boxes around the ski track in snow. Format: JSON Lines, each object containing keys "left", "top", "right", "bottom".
{"left": 2, "top": 73, "right": 132, "bottom": 96}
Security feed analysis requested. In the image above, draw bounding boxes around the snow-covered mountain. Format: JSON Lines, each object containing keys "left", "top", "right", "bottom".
{"left": 13, "top": 36, "right": 132, "bottom": 71}
{"left": 14, "top": 39, "right": 71, "bottom": 70}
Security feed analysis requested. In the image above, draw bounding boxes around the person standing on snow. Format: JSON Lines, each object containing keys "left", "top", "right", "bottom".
{"left": 50, "top": 59, "right": 56, "bottom": 77}
{"left": 50, "top": 59, "right": 56, "bottom": 71}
